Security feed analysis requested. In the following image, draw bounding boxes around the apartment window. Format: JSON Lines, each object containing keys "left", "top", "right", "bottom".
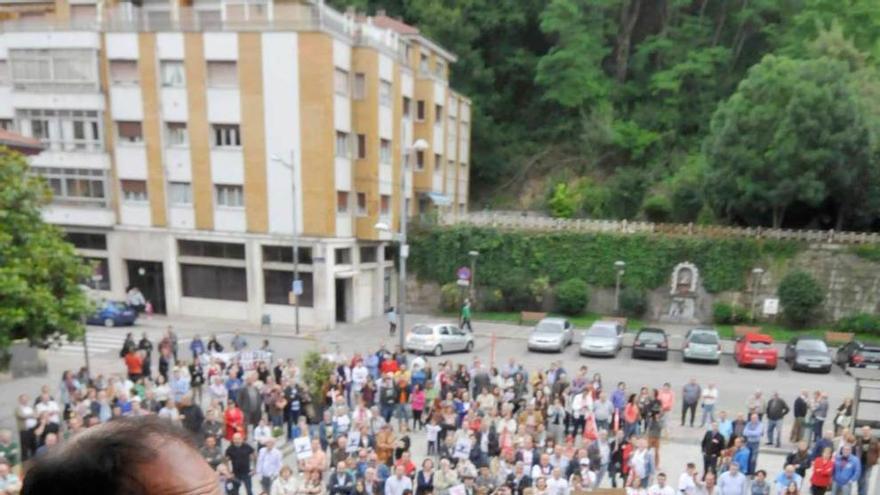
{"left": 264, "top": 271, "right": 313, "bottom": 306}
{"left": 380, "top": 194, "right": 391, "bottom": 216}
{"left": 379, "top": 139, "right": 392, "bottom": 164}
{"left": 356, "top": 192, "right": 367, "bottom": 216}
{"left": 215, "top": 184, "right": 244, "bottom": 207}
{"left": 212, "top": 124, "right": 241, "bottom": 148}
{"left": 379, "top": 80, "right": 392, "bottom": 107}
{"left": 416, "top": 100, "right": 425, "bottom": 121}
{"left": 179, "top": 240, "right": 245, "bottom": 259}
{"left": 402, "top": 97, "right": 411, "bottom": 118}
{"left": 335, "top": 131, "right": 350, "bottom": 158}
{"left": 31, "top": 167, "right": 107, "bottom": 206}
{"left": 360, "top": 246, "right": 378, "bottom": 263}
{"left": 66, "top": 232, "right": 107, "bottom": 250}
{"left": 434, "top": 154, "right": 442, "bottom": 173}
{"left": 168, "top": 182, "right": 192, "bottom": 205}
{"left": 415, "top": 150, "right": 425, "bottom": 170}
{"left": 336, "top": 191, "right": 349, "bottom": 214}
{"left": 353, "top": 73, "right": 366, "bottom": 100}
{"left": 9, "top": 48, "right": 97, "bottom": 92}
{"left": 0, "top": 60, "right": 8, "bottom": 85}
{"left": 0, "top": 119, "right": 12, "bottom": 131}
{"left": 334, "top": 68, "right": 349, "bottom": 96}
{"left": 206, "top": 61, "right": 237, "bottom": 88}
{"left": 335, "top": 248, "right": 352, "bottom": 265}
{"left": 435, "top": 60, "right": 446, "bottom": 78}
{"left": 17, "top": 109, "right": 102, "bottom": 152}
{"left": 181, "top": 264, "right": 247, "bottom": 301}
{"left": 165, "top": 122, "right": 188, "bottom": 146}
{"left": 420, "top": 53, "right": 429, "bottom": 74}
{"left": 109, "top": 60, "right": 138, "bottom": 85}
{"left": 83, "top": 257, "right": 110, "bottom": 291}
{"left": 356, "top": 134, "right": 366, "bottom": 159}
{"left": 116, "top": 121, "right": 143, "bottom": 143}
{"left": 435, "top": 104, "right": 443, "bottom": 122}
{"left": 160, "top": 61, "right": 185, "bottom": 87}
{"left": 262, "top": 245, "right": 312, "bottom": 264}
{"left": 120, "top": 179, "right": 148, "bottom": 202}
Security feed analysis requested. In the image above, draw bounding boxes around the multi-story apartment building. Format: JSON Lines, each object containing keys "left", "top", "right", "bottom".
{"left": 0, "top": 0, "right": 471, "bottom": 329}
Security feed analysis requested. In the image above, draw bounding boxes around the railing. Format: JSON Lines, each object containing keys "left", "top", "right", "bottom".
{"left": 440, "top": 211, "right": 880, "bottom": 244}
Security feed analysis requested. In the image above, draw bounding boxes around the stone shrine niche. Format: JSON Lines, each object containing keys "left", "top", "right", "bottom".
{"left": 663, "top": 262, "right": 701, "bottom": 323}
{"left": 670, "top": 262, "right": 699, "bottom": 295}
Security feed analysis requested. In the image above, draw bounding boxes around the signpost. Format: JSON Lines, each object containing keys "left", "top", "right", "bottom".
{"left": 762, "top": 298, "right": 779, "bottom": 316}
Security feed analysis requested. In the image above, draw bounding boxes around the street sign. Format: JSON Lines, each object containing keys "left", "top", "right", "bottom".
{"left": 292, "top": 279, "right": 303, "bottom": 295}
{"left": 763, "top": 298, "right": 780, "bottom": 316}
{"left": 457, "top": 266, "right": 471, "bottom": 281}
{"left": 456, "top": 279, "right": 470, "bottom": 287}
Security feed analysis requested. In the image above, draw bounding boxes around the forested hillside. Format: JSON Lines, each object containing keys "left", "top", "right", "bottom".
{"left": 331, "top": 0, "right": 880, "bottom": 230}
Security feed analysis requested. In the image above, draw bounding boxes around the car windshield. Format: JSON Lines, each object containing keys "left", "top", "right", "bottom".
{"left": 748, "top": 341, "right": 773, "bottom": 349}
{"left": 587, "top": 326, "right": 617, "bottom": 338}
{"left": 108, "top": 302, "right": 127, "bottom": 310}
{"left": 796, "top": 340, "right": 827, "bottom": 352}
{"left": 861, "top": 350, "right": 880, "bottom": 359}
{"left": 638, "top": 331, "right": 665, "bottom": 342}
{"left": 536, "top": 322, "right": 564, "bottom": 333}
{"left": 690, "top": 332, "right": 718, "bottom": 344}
{"left": 411, "top": 325, "right": 433, "bottom": 335}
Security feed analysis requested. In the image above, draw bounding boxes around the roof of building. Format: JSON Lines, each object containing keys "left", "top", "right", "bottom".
{"left": 369, "top": 14, "right": 419, "bottom": 35}
{"left": 0, "top": 128, "right": 43, "bottom": 153}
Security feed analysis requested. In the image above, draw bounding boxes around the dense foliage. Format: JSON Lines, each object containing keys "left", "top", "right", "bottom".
{"left": 0, "top": 148, "right": 92, "bottom": 350}
{"left": 554, "top": 278, "right": 589, "bottom": 315}
{"left": 777, "top": 271, "right": 825, "bottom": 328}
{"left": 712, "top": 301, "right": 749, "bottom": 324}
{"left": 835, "top": 313, "right": 880, "bottom": 336}
{"left": 331, "top": 0, "right": 880, "bottom": 230}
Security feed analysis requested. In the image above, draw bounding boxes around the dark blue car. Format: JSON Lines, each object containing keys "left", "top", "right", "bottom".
{"left": 86, "top": 301, "right": 138, "bottom": 327}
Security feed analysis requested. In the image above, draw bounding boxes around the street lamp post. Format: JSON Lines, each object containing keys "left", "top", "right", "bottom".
{"left": 751, "top": 267, "right": 765, "bottom": 322}
{"left": 377, "top": 139, "right": 429, "bottom": 352}
{"left": 614, "top": 260, "right": 626, "bottom": 315}
{"left": 270, "top": 152, "right": 301, "bottom": 335}
{"left": 468, "top": 250, "right": 479, "bottom": 302}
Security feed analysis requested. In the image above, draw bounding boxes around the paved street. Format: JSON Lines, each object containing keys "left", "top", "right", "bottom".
{"left": 1, "top": 312, "right": 876, "bottom": 490}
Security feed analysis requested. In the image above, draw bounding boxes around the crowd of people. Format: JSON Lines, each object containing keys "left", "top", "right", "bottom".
{"left": 1, "top": 330, "right": 878, "bottom": 495}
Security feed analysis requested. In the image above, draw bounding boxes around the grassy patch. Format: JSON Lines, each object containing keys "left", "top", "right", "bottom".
{"left": 439, "top": 310, "right": 645, "bottom": 330}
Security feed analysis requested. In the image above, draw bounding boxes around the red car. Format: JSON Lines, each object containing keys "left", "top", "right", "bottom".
{"left": 735, "top": 333, "right": 779, "bottom": 369}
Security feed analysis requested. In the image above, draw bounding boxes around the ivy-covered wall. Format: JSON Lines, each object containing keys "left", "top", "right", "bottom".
{"left": 409, "top": 226, "right": 803, "bottom": 293}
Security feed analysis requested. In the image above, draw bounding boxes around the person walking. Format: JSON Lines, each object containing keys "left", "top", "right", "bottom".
{"left": 811, "top": 447, "right": 834, "bottom": 495}
{"left": 386, "top": 307, "right": 398, "bottom": 336}
{"left": 226, "top": 432, "right": 256, "bottom": 495}
{"left": 831, "top": 445, "right": 861, "bottom": 495}
{"left": 764, "top": 392, "right": 789, "bottom": 448}
{"left": 460, "top": 299, "right": 473, "bottom": 332}
{"left": 682, "top": 379, "right": 701, "bottom": 428}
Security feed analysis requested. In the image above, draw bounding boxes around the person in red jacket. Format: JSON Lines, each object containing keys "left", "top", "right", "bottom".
{"left": 810, "top": 447, "right": 834, "bottom": 495}
{"left": 124, "top": 350, "right": 144, "bottom": 382}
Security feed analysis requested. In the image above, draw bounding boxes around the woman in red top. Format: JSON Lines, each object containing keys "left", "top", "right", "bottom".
{"left": 810, "top": 447, "right": 834, "bottom": 495}
{"left": 224, "top": 400, "right": 245, "bottom": 441}
{"left": 623, "top": 394, "right": 640, "bottom": 440}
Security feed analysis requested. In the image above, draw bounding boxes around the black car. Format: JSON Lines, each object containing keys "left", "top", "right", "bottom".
{"left": 632, "top": 328, "right": 669, "bottom": 360}
{"left": 784, "top": 336, "right": 832, "bottom": 373}
{"left": 836, "top": 341, "right": 880, "bottom": 370}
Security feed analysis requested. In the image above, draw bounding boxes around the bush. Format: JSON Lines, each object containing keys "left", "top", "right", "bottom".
{"left": 778, "top": 271, "right": 825, "bottom": 328}
{"left": 440, "top": 282, "right": 465, "bottom": 312}
{"left": 301, "top": 351, "right": 335, "bottom": 408}
{"left": 548, "top": 183, "right": 577, "bottom": 218}
{"left": 477, "top": 287, "right": 504, "bottom": 312}
{"left": 529, "top": 276, "right": 551, "bottom": 309}
{"left": 619, "top": 287, "right": 647, "bottom": 317}
{"left": 836, "top": 313, "right": 880, "bottom": 336}
{"left": 712, "top": 302, "right": 750, "bottom": 324}
{"left": 641, "top": 194, "right": 673, "bottom": 222}
{"left": 555, "top": 278, "right": 589, "bottom": 315}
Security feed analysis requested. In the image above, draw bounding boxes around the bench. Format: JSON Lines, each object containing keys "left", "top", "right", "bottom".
{"left": 602, "top": 316, "right": 628, "bottom": 327}
{"left": 519, "top": 311, "right": 547, "bottom": 325}
{"left": 734, "top": 326, "right": 762, "bottom": 338}
{"left": 825, "top": 331, "right": 854, "bottom": 345}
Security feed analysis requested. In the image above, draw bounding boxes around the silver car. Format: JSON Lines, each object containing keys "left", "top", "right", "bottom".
{"left": 406, "top": 323, "right": 474, "bottom": 356}
{"left": 579, "top": 320, "right": 624, "bottom": 356}
{"left": 683, "top": 328, "right": 721, "bottom": 363}
{"left": 527, "top": 317, "right": 574, "bottom": 352}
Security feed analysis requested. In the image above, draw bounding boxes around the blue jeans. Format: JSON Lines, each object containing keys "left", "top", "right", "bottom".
{"left": 766, "top": 419, "right": 783, "bottom": 446}
{"left": 832, "top": 482, "right": 854, "bottom": 495}
{"left": 700, "top": 404, "right": 716, "bottom": 427}
{"left": 746, "top": 441, "right": 760, "bottom": 475}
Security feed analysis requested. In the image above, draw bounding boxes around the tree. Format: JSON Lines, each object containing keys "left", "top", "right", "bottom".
{"left": 547, "top": 182, "right": 578, "bottom": 218}
{"left": 0, "top": 148, "right": 92, "bottom": 349}
{"left": 703, "top": 55, "right": 872, "bottom": 228}
{"left": 554, "top": 278, "right": 589, "bottom": 315}
{"left": 777, "top": 271, "right": 825, "bottom": 328}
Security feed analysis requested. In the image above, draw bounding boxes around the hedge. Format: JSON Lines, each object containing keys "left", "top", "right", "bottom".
{"left": 409, "top": 225, "right": 802, "bottom": 293}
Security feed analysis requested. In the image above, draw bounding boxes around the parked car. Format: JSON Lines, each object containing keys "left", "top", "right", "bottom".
{"left": 682, "top": 327, "right": 721, "bottom": 363}
{"left": 86, "top": 301, "right": 138, "bottom": 327}
{"left": 405, "top": 323, "right": 474, "bottom": 356}
{"left": 836, "top": 340, "right": 880, "bottom": 370}
{"left": 784, "top": 336, "right": 832, "bottom": 373}
{"left": 579, "top": 320, "right": 624, "bottom": 357}
{"left": 632, "top": 327, "right": 669, "bottom": 360}
{"left": 527, "top": 317, "right": 574, "bottom": 352}
{"left": 734, "top": 333, "right": 779, "bottom": 369}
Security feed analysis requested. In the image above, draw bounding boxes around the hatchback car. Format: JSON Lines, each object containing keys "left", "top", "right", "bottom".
{"left": 86, "top": 301, "right": 138, "bottom": 327}
{"left": 734, "top": 333, "right": 779, "bottom": 369}
{"left": 836, "top": 341, "right": 880, "bottom": 370}
{"left": 406, "top": 323, "right": 474, "bottom": 356}
{"left": 527, "top": 317, "right": 574, "bottom": 352}
{"left": 682, "top": 328, "right": 721, "bottom": 363}
{"left": 632, "top": 328, "right": 669, "bottom": 360}
{"left": 579, "top": 320, "right": 624, "bottom": 357}
{"left": 784, "top": 336, "right": 832, "bottom": 373}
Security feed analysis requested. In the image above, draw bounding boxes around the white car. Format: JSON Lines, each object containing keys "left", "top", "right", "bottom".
{"left": 527, "top": 317, "right": 574, "bottom": 352}
{"left": 579, "top": 320, "right": 625, "bottom": 356}
{"left": 406, "top": 323, "right": 474, "bottom": 356}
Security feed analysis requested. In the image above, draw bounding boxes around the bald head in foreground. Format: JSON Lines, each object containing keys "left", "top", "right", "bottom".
{"left": 23, "top": 416, "right": 220, "bottom": 495}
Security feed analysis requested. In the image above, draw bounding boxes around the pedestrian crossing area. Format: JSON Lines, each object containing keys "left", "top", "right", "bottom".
{"left": 46, "top": 329, "right": 222, "bottom": 358}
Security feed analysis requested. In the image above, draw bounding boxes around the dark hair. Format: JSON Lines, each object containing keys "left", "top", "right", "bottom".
{"left": 23, "top": 416, "right": 197, "bottom": 495}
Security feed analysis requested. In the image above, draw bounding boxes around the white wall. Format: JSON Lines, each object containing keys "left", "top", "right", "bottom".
{"left": 168, "top": 206, "right": 195, "bottom": 230}
{"left": 3, "top": 31, "right": 100, "bottom": 49}
{"left": 214, "top": 208, "right": 246, "bottom": 232}
{"left": 115, "top": 145, "right": 148, "bottom": 179}
{"left": 353, "top": 269, "right": 374, "bottom": 321}
{"left": 0, "top": 88, "right": 13, "bottom": 118}
{"left": 31, "top": 151, "right": 110, "bottom": 170}
{"left": 105, "top": 33, "right": 138, "bottom": 59}
{"left": 110, "top": 87, "right": 143, "bottom": 120}
{"left": 210, "top": 149, "right": 244, "bottom": 184}
{"left": 161, "top": 88, "right": 188, "bottom": 121}
{"left": 42, "top": 205, "right": 115, "bottom": 227}
{"left": 156, "top": 33, "right": 184, "bottom": 60}
{"left": 12, "top": 93, "right": 104, "bottom": 110}
{"left": 262, "top": 32, "right": 302, "bottom": 236}
{"left": 206, "top": 88, "right": 240, "bottom": 123}
{"left": 165, "top": 148, "right": 192, "bottom": 181}
{"left": 119, "top": 203, "right": 152, "bottom": 226}
{"left": 203, "top": 33, "right": 237, "bottom": 60}
{"left": 334, "top": 157, "right": 351, "bottom": 191}
{"left": 334, "top": 96, "right": 351, "bottom": 133}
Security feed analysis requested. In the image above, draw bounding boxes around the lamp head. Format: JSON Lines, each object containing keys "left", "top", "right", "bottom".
{"left": 469, "top": 250, "right": 479, "bottom": 257}
{"left": 411, "top": 139, "right": 429, "bottom": 152}
{"left": 374, "top": 222, "right": 391, "bottom": 232}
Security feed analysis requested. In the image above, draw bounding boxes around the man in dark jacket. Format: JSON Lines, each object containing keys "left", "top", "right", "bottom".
{"left": 785, "top": 441, "right": 811, "bottom": 478}
{"left": 137, "top": 333, "right": 153, "bottom": 378}
{"left": 701, "top": 422, "right": 725, "bottom": 476}
{"left": 790, "top": 390, "right": 809, "bottom": 443}
{"left": 764, "top": 392, "right": 789, "bottom": 448}
{"left": 236, "top": 373, "right": 263, "bottom": 434}
{"left": 327, "top": 460, "right": 355, "bottom": 495}
{"left": 505, "top": 462, "right": 531, "bottom": 495}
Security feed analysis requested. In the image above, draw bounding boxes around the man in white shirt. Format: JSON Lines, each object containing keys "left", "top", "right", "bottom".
{"left": 648, "top": 473, "right": 675, "bottom": 495}
{"left": 546, "top": 467, "right": 569, "bottom": 495}
{"left": 352, "top": 361, "right": 369, "bottom": 394}
{"left": 700, "top": 384, "right": 719, "bottom": 427}
{"left": 255, "top": 438, "right": 283, "bottom": 494}
{"left": 384, "top": 465, "right": 413, "bottom": 495}
{"left": 677, "top": 463, "right": 698, "bottom": 495}
{"left": 717, "top": 462, "right": 747, "bottom": 495}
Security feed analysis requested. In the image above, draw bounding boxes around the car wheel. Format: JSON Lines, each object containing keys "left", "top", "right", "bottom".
{"left": 433, "top": 346, "right": 443, "bottom": 357}
{"left": 662, "top": 353, "right": 669, "bottom": 362}
{"left": 104, "top": 318, "right": 115, "bottom": 327}
{"left": 465, "top": 341, "right": 474, "bottom": 353}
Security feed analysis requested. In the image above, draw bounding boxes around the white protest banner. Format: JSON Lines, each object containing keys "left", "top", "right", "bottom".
{"left": 346, "top": 431, "right": 361, "bottom": 453}
{"left": 293, "top": 436, "right": 313, "bottom": 459}
{"left": 453, "top": 437, "right": 471, "bottom": 459}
